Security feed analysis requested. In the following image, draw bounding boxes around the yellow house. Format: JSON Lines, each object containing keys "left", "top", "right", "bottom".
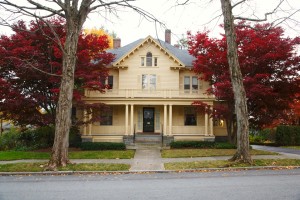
{"left": 80, "top": 30, "right": 227, "bottom": 145}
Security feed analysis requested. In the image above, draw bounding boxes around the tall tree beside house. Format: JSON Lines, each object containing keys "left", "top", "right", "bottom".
{"left": 0, "top": 0, "right": 157, "bottom": 170}
{"left": 188, "top": 22, "right": 300, "bottom": 161}
{"left": 0, "top": 18, "right": 113, "bottom": 126}
{"left": 0, "top": 18, "right": 114, "bottom": 151}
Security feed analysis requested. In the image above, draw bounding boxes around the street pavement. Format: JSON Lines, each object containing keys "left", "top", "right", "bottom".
{"left": 0, "top": 169, "right": 300, "bottom": 200}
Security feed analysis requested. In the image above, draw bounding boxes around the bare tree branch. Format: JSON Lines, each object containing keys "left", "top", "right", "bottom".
{"left": 234, "top": 0, "right": 284, "bottom": 22}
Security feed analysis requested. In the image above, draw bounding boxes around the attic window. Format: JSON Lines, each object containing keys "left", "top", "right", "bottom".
{"left": 146, "top": 52, "right": 152, "bottom": 66}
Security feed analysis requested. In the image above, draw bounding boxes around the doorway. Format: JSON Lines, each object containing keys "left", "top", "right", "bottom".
{"left": 143, "top": 107, "right": 155, "bottom": 132}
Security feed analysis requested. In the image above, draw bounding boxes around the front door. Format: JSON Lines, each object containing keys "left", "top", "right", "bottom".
{"left": 143, "top": 107, "right": 155, "bottom": 132}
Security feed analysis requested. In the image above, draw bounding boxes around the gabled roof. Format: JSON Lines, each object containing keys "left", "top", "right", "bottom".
{"left": 107, "top": 36, "right": 194, "bottom": 67}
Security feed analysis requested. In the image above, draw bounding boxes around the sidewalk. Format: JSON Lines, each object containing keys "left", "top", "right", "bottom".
{"left": 1, "top": 145, "right": 300, "bottom": 172}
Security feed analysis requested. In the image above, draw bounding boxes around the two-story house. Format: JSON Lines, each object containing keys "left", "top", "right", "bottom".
{"left": 80, "top": 30, "right": 227, "bottom": 145}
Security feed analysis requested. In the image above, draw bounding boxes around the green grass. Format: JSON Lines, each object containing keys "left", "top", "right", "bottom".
{"left": 0, "top": 150, "right": 135, "bottom": 161}
{"left": 0, "top": 151, "right": 50, "bottom": 161}
{"left": 165, "top": 159, "right": 300, "bottom": 170}
{"left": 281, "top": 146, "right": 300, "bottom": 150}
{"left": 161, "top": 149, "right": 277, "bottom": 158}
{"left": 0, "top": 162, "right": 130, "bottom": 172}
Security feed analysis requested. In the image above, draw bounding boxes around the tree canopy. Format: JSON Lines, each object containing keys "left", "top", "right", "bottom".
{"left": 0, "top": 18, "right": 114, "bottom": 126}
{"left": 188, "top": 22, "right": 300, "bottom": 137}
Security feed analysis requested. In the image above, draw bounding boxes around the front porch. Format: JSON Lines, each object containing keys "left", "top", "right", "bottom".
{"left": 80, "top": 103, "right": 216, "bottom": 146}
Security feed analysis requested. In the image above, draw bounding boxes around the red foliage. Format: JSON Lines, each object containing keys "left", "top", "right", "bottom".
{"left": 188, "top": 22, "right": 300, "bottom": 129}
{"left": 0, "top": 18, "right": 114, "bottom": 126}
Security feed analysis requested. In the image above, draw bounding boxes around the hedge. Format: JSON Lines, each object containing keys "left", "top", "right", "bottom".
{"left": 170, "top": 141, "right": 236, "bottom": 149}
{"left": 80, "top": 142, "right": 126, "bottom": 150}
{"left": 275, "top": 125, "right": 300, "bottom": 146}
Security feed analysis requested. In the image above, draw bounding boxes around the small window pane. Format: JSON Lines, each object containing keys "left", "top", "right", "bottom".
{"left": 141, "top": 57, "right": 145, "bottom": 66}
{"left": 100, "top": 108, "right": 113, "bottom": 125}
{"left": 184, "top": 76, "right": 190, "bottom": 90}
{"left": 192, "top": 76, "right": 198, "bottom": 90}
{"left": 142, "top": 74, "right": 148, "bottom": 89}
{"left": 108, "top": 76, "right": 113, "bottom": 89}
{"left": 154, "top": 57, "right": 157, "bottom": 66}
{"left": 146, "top": 52, "right": 152, "bottom": 66}
{"left": 149, "top": 74, "right": 156, "bottom": 90}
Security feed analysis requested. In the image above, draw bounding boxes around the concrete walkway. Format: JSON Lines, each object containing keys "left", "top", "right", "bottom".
{"left": 252, "top": 145, "right": 300, "bottom": 159}
{"left": 130, "top": 149, "right": 164, "bottom": 171}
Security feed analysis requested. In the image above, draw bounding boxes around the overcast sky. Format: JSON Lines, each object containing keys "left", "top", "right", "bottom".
{"left": 84, "top": 0, "right": 300, "bottom": 46}
{"left": 0, "top": 0, "right": 299, "bottom": 46}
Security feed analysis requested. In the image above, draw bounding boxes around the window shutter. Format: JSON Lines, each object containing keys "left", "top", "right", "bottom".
{"left": 155, "top": 110, "right": 160, "bottom": 131}
{"left": 138, "top": 109, "right": 142, "bottom": 130}
{"left": 137, "top": 75, "right": 141, "bottom": 89}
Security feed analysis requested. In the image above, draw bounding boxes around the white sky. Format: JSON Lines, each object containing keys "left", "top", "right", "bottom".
{"left": 0, "top": 0, "right": 299, "bottom": 46}
{"left": 84, "top": 0, "right": 300, "bottom": 46}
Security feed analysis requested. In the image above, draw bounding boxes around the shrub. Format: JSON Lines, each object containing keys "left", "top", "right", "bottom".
{"left": 80, "top": 142, "right": 126, "bottom": 150}
{"left": 170, "top": 141, "right": 236, "bottom": 149}
{"left": 0, "top": 125, "right": 82, "bottom": 151}
{"left": 249, "top": 128, "right": 276, "bottom": 144}
{"left": 276, "top": 125, "right": 300, "bottom": 146}
{"left": 17, "top": 126, "right": 55, "bottom": 150}
{"left": 69, "top": 127, "right": 82, "bottom": 148}
{"left": 0, "top": 127, "right": 20, "bottom": 150}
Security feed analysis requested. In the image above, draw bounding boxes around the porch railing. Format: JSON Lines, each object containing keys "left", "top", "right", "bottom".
{"left": 85, "top": 89, "right": 213, "bottom": 99}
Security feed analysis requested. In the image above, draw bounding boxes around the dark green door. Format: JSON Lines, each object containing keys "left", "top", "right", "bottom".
{"left": 143, "top": 108, "right": 154, "bottom": 132}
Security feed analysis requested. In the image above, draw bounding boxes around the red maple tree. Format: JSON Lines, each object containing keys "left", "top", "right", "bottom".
{"left": 0, "top": 18, "right": 114, "bottom": 126}
{"left": 188, "top": 22, "right": 300, "bottom": 142}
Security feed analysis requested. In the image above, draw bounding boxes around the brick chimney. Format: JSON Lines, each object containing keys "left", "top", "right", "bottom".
{"left": 165, "top": 29, "right": 171, "bottom": 44}
{"left": 113, "top": 38, "right": 121, "bottom": 49}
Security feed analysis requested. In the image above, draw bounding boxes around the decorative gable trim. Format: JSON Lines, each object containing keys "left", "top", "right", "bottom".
{"left": 112, "top": 36, "right": 187, "bottom": 67}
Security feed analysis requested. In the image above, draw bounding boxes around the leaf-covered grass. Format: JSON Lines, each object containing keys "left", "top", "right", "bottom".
{"left": 0, "top": 150, "right": 135, "bottom": 161}
{"left": 0, "top": 162, "right": 130, "bottom": 172}
{"left": 281, "top": 146, "right": 300, "bottom": 150}
{"left": 69, "top": 150, "right": 135, "bottom": 159}
{"left": 161, "top": 149, "right": 277, "bottom": 158}
{"left": 165, "top": 159, "right": 300, "bottom": 170}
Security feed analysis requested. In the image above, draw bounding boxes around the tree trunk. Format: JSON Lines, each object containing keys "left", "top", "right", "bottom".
{"left": 220, "top": 0, "right": 252, "bottom": 163}
{"left": 47, "top": 19, "right": 82, "bottom": 170}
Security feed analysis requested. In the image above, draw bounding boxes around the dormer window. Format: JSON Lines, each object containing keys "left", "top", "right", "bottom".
{"left": 141, "top": 52, "right": 158, "bottom": 67}
{"left": 146, "top": 52, "right": 152, "bottom": 66}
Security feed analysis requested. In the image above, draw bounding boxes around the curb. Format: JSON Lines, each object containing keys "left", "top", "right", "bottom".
{"left": 1, "top": 166, "right": 300, "bottom": 176}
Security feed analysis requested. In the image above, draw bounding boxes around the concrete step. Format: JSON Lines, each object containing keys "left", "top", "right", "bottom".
{"left": 134, "top": 135, "right": 162, "bottom": 142}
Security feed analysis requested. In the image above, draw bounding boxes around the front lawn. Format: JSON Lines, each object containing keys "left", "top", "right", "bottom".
{"left": 0, "top": 162, "right": 130, "bottom": 172}
{"left": 0, "top": 150, "right": 135, "bottom": 161}
{"left": 161, "top": 149, "right": 277, "bottom": 158}
{"left": 165, "top": 159, "right": 300, "bottom": 170}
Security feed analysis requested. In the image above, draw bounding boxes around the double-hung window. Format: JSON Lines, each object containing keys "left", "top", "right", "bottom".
{"left": 142, "top": 74, "right": 156, "bottom": 90}
{"left": 184, "top": 107, "right": 197, "bottom": 126}
{"left": 101, "top": 75, "right": 113, "bottom": 90}
{"left": 184, "top": 76, "right": 199, "bottom": 93}
{"left": 100, "top": 107, "right": 113, "bottom": 125}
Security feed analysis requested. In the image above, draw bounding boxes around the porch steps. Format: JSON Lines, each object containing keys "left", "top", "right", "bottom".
{"left": 130, "top": 134, "right": 163, "bottom": 149}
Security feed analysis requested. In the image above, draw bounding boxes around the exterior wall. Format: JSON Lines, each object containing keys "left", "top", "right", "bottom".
{"left": 118, "top": 42, "right": 180, "bottom": 91}
{"left": 80, "top": 38, "right": 227, "bottom": 142}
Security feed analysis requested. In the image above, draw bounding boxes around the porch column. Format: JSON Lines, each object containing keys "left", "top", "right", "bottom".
{"left": 209, "top": 116, "right": 213, "bottom": 136}
{"left": 168, "top": 104, "right": 172, "bottom": 135}
{"left": 83, "top": 109, "right": 87, "bottom": 135}
{"left": 205, "top": 109, "right": 208, "bottom": 136}
{"left": 88, "top": 112, "right": 92, "bottom": 135}
{"left": 125, "top": 104, "right": 129, "bottom": 135}
{"left": 163, "top": 104, "right": 167, "bottom": 135}
{"left": 130, "top": 104, "right": 134, "bottom": 135}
